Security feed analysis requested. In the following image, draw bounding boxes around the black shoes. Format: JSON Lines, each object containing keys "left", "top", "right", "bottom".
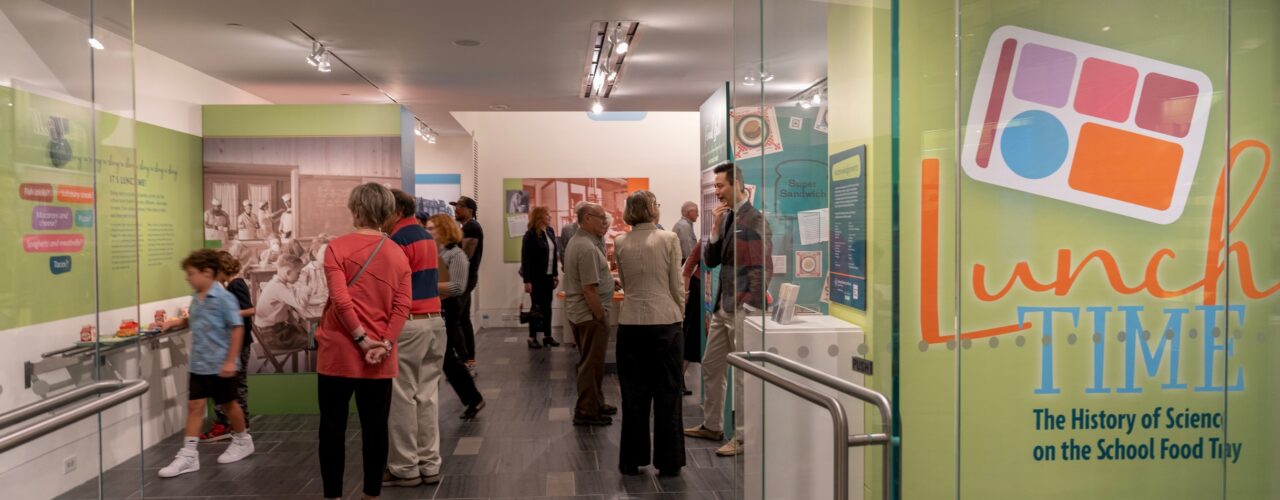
{"left": 572, "top": 413, "right": 613, "bottom": 426}
{"left": 599, "top": 404, "right": 618, "bottom": 415}
{"left": 528, "top": 338, "right": 542, "bottom": 348}
{"left": 542, "top": 337, "right": 561, "bottom": 347}
{"left": 461, "top": 400, "right": 486, "bottom": 419}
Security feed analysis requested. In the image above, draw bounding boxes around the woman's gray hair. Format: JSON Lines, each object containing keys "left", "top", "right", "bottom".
{"left": 347, "top": 182, "right": 396, "bottom": 230}
{"left": 623, "top": 190, "right": 659, "bottom": 226}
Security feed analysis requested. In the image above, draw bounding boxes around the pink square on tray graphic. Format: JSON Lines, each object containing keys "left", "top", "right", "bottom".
{"left": 962, "top": 26, "right": 1212, "bottom": 225}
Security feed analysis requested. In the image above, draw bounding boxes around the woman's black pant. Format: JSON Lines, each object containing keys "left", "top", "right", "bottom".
{"left": 317, "top": 374, "right": 392, "bottom": 498}
{"left": 616, "top": 323, "right": 687, "bottom": 471}
{"left": 528, "top": 275, "right": 555, "bottom": 339}
{"left": 443, "top": 296, "right": 484, "bottom": 406}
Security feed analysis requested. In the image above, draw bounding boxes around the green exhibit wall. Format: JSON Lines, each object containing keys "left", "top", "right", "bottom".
{"left": 0, "top": 85, "right": 202, "bottom": 332}
{"left": 878, "top": 0, "right": 1280, "bottom": 498}
{"left": 203, "top": 104, "right": 405, "bottom": 138}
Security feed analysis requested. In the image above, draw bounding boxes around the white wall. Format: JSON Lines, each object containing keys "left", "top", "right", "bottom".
{"left": 0, "top": 7, "right": 269, "bottom": 497}
{"left": 135, "top": 46, "right": 270, "bottom": 136}
{"left": 459, "top": 112, "right": 701, "bottom": 328}
{"left": 415, "top": 135, "right": 475, "bottom": 198}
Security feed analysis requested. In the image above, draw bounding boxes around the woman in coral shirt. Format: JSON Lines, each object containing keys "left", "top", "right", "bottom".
{"left": 315, "top": 183, "right": 412, "bottom": 500}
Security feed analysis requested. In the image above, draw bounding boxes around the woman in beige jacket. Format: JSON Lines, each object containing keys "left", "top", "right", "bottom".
{"left": 613, "top": 190, "right": 687, "bottom": 476}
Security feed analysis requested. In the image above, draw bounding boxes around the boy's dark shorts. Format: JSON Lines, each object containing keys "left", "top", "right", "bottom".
{"left": 189, "top": 373, "right": 238, "bottom": 405}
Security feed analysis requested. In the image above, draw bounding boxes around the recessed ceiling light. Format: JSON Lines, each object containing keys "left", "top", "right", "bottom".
{"left": 489, "top": 104, "right": 510, "bottom": 111}
{"left": 453, "top": 39, "right": 482, "bottom": 47}
{"left": 225, "top": 23, "right": 243, "bottom": 27}
{"left": 339, "top": 93, "right": 351, "bottom": 96}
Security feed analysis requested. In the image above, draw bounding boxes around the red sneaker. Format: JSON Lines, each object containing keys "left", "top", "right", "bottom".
{"left": 199, "top": 423, "right": 232, "bottom": 443}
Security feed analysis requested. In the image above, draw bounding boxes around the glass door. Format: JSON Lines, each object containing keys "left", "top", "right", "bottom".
{"left": 731, "top": 1, "right": 897, "bottom": 499}
{"left": 0, "top": 0, "right": 144, "bottom": 498}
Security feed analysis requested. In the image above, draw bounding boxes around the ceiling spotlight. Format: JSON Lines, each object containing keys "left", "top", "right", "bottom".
{"left": 88, "top": 38, "right": 104, "bottom": 50}
{"left": 306, "top": 41, "right": 323, "bottom": 66}
{"left": 742, "top": 75, "right": 756, "bottom": 86}
{"left": 800, "top": 100, "right": 812, "bottom": 109}
{"left": 591, "top": 100, "right": 604, "bottom": 115}
{"left": 317, "top": 56, "right": 332, "bottom": 72}
{"left": 414, "top": 128, "right": 422, "bottom": 136}
{"left": 583, "top": 21, "right": 637, "bottom": 98}
{"left": 812, "top": 93, "right": 823, "bottom": 105}
{"left": 759, "top": 72, "right": 775, "bottom": 82}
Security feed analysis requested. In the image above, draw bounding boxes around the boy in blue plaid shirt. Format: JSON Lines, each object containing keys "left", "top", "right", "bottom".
{"left": 157, "top": 249, "right": 255, "bottom": 478}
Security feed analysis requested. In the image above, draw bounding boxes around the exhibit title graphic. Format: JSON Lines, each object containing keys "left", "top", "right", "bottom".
{"left": 922, "top": 25, "right": 1272, "bottom": 393}
{"left": 913, "top": 25, "right": 1275, "bottom": 465}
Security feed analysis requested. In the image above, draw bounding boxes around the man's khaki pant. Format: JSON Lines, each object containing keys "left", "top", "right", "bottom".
{"left": 699, "top": 309, "right": 744, "bottom": 434}
{"left": 387, "top": 316, "right": 447, "bottom": 478}
{"left": 571, "top": 318, "right": 611, "bottom": 417}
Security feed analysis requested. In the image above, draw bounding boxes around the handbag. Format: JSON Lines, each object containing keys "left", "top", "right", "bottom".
{"left": 308, "top": 235, "right": 387, "bottom": 350}
{"left": 518, "top": 292, "right": 542, "bottom": 325}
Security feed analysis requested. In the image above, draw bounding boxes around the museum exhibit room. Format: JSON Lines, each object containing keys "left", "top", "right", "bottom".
{"left": 0, "top": 0, "right": 1276, "bottom": 499}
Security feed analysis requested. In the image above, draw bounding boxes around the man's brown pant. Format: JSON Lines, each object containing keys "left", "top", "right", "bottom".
{"left": 571, "top": 318, "right": 611, "bottom": 417}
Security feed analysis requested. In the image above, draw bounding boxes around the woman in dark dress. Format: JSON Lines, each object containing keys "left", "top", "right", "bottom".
{"left": 519, "top": 206, "right": 560, "bottom": 348}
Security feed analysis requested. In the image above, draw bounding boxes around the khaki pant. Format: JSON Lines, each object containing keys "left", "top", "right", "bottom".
{"left": 571, "top": 318, "right": 611, "bottom": 417}
{"left": 387, "top": 316, "right": 446, "bottom": 478}
{"left": 700, "top": 309, "right": 744, "bottom": 434}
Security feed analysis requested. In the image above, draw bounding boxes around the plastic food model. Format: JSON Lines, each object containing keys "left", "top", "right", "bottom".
{"left": 79, "top": 325, "right": 95, "bottom": 342}
{"left": 115, "top": 319, "right": 140, "bottom": 338}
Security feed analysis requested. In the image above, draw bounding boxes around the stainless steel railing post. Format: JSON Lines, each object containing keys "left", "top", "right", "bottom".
{"left": 728, "top": 351, "right": 894, "bottom": 500}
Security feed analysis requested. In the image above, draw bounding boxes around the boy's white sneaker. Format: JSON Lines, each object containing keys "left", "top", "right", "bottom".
{"left": 158, "top": 449, "right": 199, "bottom": 478}
{"left": 217, "top": 433, "right": 254, "bottom": 464}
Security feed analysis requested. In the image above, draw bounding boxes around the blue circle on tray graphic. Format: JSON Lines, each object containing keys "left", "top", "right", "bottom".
{"left": 1000, "top": 110, "right": 1068, "bottom": 179}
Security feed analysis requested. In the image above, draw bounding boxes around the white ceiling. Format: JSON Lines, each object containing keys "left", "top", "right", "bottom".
{"left": 44, "top": 0, "right": 830, "bottom": 136}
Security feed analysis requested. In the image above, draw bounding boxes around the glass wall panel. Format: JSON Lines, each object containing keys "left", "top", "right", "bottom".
{"left": 1226, "top": 0, "right": 1280, "bottom": 498}
{"left": 740, "top": 0, "right": 1279, "bottom": 498}
{"left": 732, "top": 1, "right": 896, "bottom": 499}
{"left": 0, "top": 0, "right": 142, "bottom": 498}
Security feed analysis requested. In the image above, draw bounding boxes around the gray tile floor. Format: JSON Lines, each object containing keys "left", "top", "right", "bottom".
{"left": 59, "top": 327, "right": 741, "bottom": 499}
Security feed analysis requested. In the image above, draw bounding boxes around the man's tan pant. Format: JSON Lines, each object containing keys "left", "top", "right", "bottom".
{"left": 571, "top": 318, "right": 611, "bottom": 417}
{"left": 699, "top": 309, "right": 744, "bottom": 435}
{"left": 387, "top": 316, "right": 446, "bottom": 478}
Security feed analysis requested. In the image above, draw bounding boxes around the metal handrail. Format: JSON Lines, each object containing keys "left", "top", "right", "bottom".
{"left": 0, "top": 380, "right": 149, "bottom": 453}
{"left": 728, "top": 350, "right": 894, "bottom": 500}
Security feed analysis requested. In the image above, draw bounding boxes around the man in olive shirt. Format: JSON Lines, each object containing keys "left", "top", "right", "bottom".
{"left": 562, "top": 202, "right": 618, "bottom": 426}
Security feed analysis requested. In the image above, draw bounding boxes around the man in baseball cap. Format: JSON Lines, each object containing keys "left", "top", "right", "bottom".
{"left": 450, "top": 196, "right": 482, "bottom": 375}
{"left": 449, "top": 196, "right": 478, "bottom": 213}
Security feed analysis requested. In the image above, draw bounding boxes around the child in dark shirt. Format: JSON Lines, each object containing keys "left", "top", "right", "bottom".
{"left": 200, "top": 251, "right": 257, "bottom": 442}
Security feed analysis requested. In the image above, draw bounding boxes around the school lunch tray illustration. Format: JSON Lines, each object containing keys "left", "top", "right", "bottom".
{"left": 962, "top": 26, "right": 1213, "bottom": 225}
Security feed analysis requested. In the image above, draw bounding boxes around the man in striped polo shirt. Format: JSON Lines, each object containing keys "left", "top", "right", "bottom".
{"left": 384, "top": 189, "right": 448, "bottom": 487}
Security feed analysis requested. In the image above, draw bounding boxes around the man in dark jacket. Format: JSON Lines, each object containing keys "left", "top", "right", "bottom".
{"left": 684, "top": 161, "right": 771, "bottom": 457}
